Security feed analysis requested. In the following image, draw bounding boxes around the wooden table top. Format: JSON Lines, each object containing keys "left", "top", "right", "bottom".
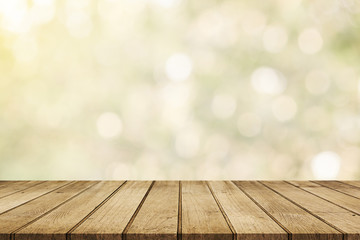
{"left": 0, "top": 181, "right": 359, "bottom": 240}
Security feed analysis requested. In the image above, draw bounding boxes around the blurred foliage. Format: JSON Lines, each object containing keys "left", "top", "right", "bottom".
{"left": 0, "top": 0, "right": 359, "bottom": 180}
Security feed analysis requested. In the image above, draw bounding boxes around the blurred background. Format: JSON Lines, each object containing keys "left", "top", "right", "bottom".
{"left": 0, "top": 0, "right": 359, "bottom": 180}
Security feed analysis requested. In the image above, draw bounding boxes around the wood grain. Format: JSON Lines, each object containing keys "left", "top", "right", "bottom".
{"left": 0, "top": 181, "right": 43, "bottom": 199}
{"left": 181, "top": 181, "right": 233, "bottom": 240}
{"left": 208, "top": 181, "right": 287, "bottom": 240}
{"left": 15, "top": 181, "right": 124, "bottom": 240}
{"left": 125, "top": 181, "right": 179, "bottom": 240}
{"left": 234, "top": 181, "right": 342, "bottom": 240}
{"left": 0, "top": 181, "right": 358, "bottom": 240}
{"left": 289, "top": 181, "right": 360, "bottom": 216}
{"left": 0, "top": 181, "right": 69, "bottom": 214}
{"left": 342, "top": 181, "right": 360, "bottom": 189}
{"left": 0, "top": 181, "right": 95, "bottom": 240}
{"left": 70, "top": 181, "right": 153, "bottom": 240}
{"left": 263, "top": 181, "right": 360, "bottom": 240}
{"left": 314, "top": 181, "right": 360, "bottom": 198}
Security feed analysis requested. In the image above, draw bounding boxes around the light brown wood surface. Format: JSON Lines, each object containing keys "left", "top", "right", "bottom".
{"left": 71, "top": 181, "right": 153, "bottom": 240}
{"left": 126, "top": 181, "right": 179, "bottom": 240}
{"left": 0, "top": 181, "right": 94, "bottom": 240}
{"left": 289, "top": 181, "right": 360, "bottom": 216}
{"left": 181, "top": 181, "right": 233, "bottom": 240}
{"left": 262, "top": 181, "right": 360, "bottom": 240}
{"left": 0, "top": 181, "right": 43, "bottom": 199}
{"left": 0, "top": 181, "right": 69, "bottom": 214}
{"left": 343, "top": 181, "right": 360, "bottom": 188}
{"left": 208, "top": 181, "right": 287, "bottom": 240}
{"left": 314, "top": 181, "right": 360, "bottom": 198}
{"left": 233, "top": 181, "right": 342, "bottom": 240}
{"left": 15, "top": 181, "right": 124, "bottom": 240}
{"left": 0, "top": 181, "right": 358, "bottom": 240}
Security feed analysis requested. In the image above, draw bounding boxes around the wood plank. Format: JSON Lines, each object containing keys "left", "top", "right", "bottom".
{"left": 0, "top": 180, "right": 357, "bottom": 240}
{"left": 289, "top": 181, "right": 360, "bottom": 217}
{"left": 233, "top": 181, "right": 342, "bottom": 240}
{"left": 262, "top": 181, "right": 360, "bottom": 240}
{"left": 0, "top": 181, "right": 43, "bottom": 199}
{"left": 0, "top": 181, "right": 28, "bottom": 189}
{"left": 15, "top": 181, "right": 125, "bottom": 240}
{"left": 0, "top": 181, "right": 69, "bottom": 214}
{"left": 70, "top": 181, "right": 153, "bottom": 240}
{"left": 314, "top": 181, "right": 360, "bottom": 198}
{"left": 208, "top": 181, "right": 287, "bottom": 240}
{"left": 0, "top": 181, "right": 95, "bottom": 240}
{"left": 342, "top": 181, "right": 360, "bottom": 189}
{"left": 181, "top": 181, "right": 232, "bottom": 240}
{"left": 125, "top": 181, "right": 179, "bottom": 240}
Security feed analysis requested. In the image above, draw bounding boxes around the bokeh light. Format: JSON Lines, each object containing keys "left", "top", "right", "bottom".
{"left": 165, "top": 53, "right": 193, "bottom": 82}
{"left": 262, "top": 25, "right": 288, "bottom": 53}
{"left": 211, "top": 94, "right": 237, "bottom": 119}
{"left": 97, "top": 112, "right": 123, "bottom": 139}
{"left": 237, "top": 113, "right": 262, "bottom": 137}
{"left": 251, "top": 67, "right": 286, "bottom": 95}
{"left": 305, "top": 70, "right": 330, "bottom": 95}
{"left": 311, "top": 151, "right": 342, "bottom": 180}
{"left": 271, "top": 95, "right": 297, "bottom": 122}
{"left": 0, "top": 0, "right": 359, "bottom": 180}
{"left": 298, "top": 28, "right": 323, "bottom": 54}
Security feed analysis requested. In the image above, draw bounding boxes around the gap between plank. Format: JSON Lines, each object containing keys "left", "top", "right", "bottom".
{"left": 0, "top": 181, "right": 73, "bottom": 217}
{"left": 232, "top": 181, "right": 292, "bottom": 240}
{"left": 206, "top": 181, "right": 236, "bottom": 240}
{"left": 66, "top": 181, "right": 128, "bottom": 240}
{"left": 311, "top": 181, "right": 360, "bottom": 200}
{"left": 339, "top": 180, "right": 360, "bottom": 190}
{"left": 177, "top": 181, "right": 182, "bottom": 240}
{"left": 122, "top": 181, "right": 155, "bottom": 240}
{"left": 285, "top": 181, "right": 360, "bottom": 217}
{"left": 0, "top": 181, "right": 45, "bottom": 200}
{"left": 260, "top": 181, "right": 345, "bottom": 239}
{"left": 10, "top": 181, "right": 99, "bottom": 240}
